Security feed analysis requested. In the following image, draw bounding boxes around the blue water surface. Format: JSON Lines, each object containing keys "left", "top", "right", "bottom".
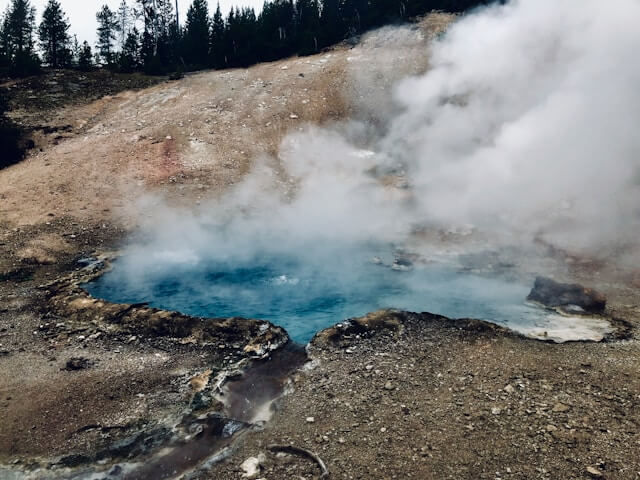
{"left": 85, "top": 252, "right": 542, "bottom": 343}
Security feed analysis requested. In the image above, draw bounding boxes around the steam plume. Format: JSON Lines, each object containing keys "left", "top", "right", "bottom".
{"left": 127, "top": 0, "right": 640, "bottom": 271}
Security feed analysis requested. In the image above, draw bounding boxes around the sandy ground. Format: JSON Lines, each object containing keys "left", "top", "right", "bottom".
{"left": 0, "top": 13, "right": 639, "bottom": 480}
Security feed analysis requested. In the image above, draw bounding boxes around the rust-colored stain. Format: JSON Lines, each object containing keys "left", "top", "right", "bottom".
{"left": 135, "top": 137, "right": 183, "bottom": 185}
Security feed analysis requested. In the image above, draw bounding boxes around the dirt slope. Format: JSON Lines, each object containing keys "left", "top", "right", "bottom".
{"left": 0, "top": 14, "right": 451, "bottom": 230}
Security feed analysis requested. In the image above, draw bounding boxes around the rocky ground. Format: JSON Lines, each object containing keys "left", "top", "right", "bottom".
{"left": 208, "top": 311, "right": 639, "bottom": 480}
{"left": 0, "top": 13, "right": 639, "bottom": 480}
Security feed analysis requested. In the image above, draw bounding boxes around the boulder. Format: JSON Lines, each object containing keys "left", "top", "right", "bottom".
{"left": 526, "top": 277, "right": 606, "bottom": 314}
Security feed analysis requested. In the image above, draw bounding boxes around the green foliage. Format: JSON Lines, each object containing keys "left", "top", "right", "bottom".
{"left": 77, "top": 41, "right": 93, "bottom": 71}
{"left": 8, "top": 49, "right": 40, "bottom": 76}
{"left": 295, "top": 0, "right": 320, "bottom": 55}
{"left": 1, "top": 0, "right": 40, "bottom": 77}
{"left": 1, "top": 0, "right": 492, "bottom": 80}
{"left": 209, "top": 3, "right": 225, "bottom": 68}
{"left": 90, "top": 0, "right": 492, "bottom": 76}
{"left": 118, "top": 27, "right": 140, "bottom": 72}
{"left": 96, "top": 4, "right": 118, "bottom": 65}
{"left": 184, "top": 0, "right": 209, "bottom": 67}
{"left": 38, "top": 0, "right": 71, "bottom": 68}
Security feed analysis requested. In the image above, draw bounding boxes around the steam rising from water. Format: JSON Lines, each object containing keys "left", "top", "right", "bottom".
{"left": 109, "top": 0, "right": 639, "bottom": 331}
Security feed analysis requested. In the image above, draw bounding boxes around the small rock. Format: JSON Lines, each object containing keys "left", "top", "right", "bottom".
{"left": 64, "top": 357, "right": 92, "bottom": 371}
{"left": 586, "top": 466, "right": 604, "bottom": 478}
{"left": 384, "top": 381, "right": 394, "bottom": 391}
{"left": 306, "top": 416, "right": 315, "bottom": 423}
{"left": 289, "top": 113, "right": 299, "bottom": 119}
{"left": 240, "top": 453, "right": 266, "bottom": 478}
{"left": 491, "top": 407, "right": 502, "bottom": 415}
{"left": 504, "top": 385, "right": 515, "bottom": 394}
{"left": 552, "top": 403, "right": 570, "bottom": 413}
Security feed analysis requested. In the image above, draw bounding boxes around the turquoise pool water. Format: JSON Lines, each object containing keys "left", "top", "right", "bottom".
{"left": 85, "top": 251, "right": 544, "bottom": 343}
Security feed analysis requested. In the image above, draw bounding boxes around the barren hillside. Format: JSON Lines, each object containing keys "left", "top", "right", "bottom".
{"left": 0, "top": 14, "right": 452, "bottom": 230}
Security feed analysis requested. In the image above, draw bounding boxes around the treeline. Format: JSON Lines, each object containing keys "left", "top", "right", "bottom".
{"left": 103, "top": 0, "right": 491, "bottom": 73}
{"left": 0, "top": 0, "right": 92, "bottom": 77}
{"left": 1, "top": 0, "right": 491, "bottom": 78}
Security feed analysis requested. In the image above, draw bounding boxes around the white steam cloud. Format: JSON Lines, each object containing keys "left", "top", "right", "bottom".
{"left": 128, "top": 0, "right": 640, "bottom": 271}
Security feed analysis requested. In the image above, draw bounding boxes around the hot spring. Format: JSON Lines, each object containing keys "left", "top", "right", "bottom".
{"left": 85, "top": 247, "right": 612, "bottom": 343}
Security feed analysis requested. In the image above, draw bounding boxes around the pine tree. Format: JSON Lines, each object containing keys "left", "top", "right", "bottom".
{"left": 116, "top": 0, "right": 132, "bottom": 49}
{"left": 257, "top": 0, "right": 295, "bottom": 62}
{"left": 4, "top": 0, "right": 40, "bottom": 76}
{"left": 155, "top": 0, "right": 177, "bottom": 68}
{"left": 96, "top": 4, "right": 118, "bottom": 65}
{"left": 225, "top": 7, "right": 257, "bottom": 67}
{"left": 319, "top": 0, "right": 342, "bottom": 48}
{"left": 209, "top": 3, "right": 225, "bottom": 68}
{"left": 38, "top": 0, "right": 71, "bottom": 68}
{"left": 166, "top": 18, "right": 182, "bottom": 69}
{"left": 77, "top": 40, "right": 93, "bottom": 71}
{"left": 119, "top": 27, "right": 140, "bottom": 72}
{"left": 6, "top": 0, "right": 37, "bottom": 55}
{"left": 294, "top": 0, "right": 320, "bottom": 55}
{"left": 135, "top": 0, "right": 158, "bottom": 45}
{"left": 341, "top": 0, "right": 370, "bottom": 35}
{"left": 71, "top": 34, "right": 80, "bottom": 66}
{"left": 156, "top": 0, "right": 175, "bottom": 37}
{"left": 184, "top": 0, "right": 209, "bottom": 67}
{"left": 0, "top": 9, "right": 10, "bottom": 72}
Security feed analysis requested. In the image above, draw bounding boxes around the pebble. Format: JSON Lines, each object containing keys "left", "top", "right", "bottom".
{"left": 240, "top": 453, "right": 266, "bottom": 478}
{"left": 552, "top": 403, "right": 570, "bottom": 413}
{"left": 491, "top": 407, "right": 502, "bottom": 415}
{"left": 384, "top": 381, "right": 394, "bottom": 391}
{"left": 586, "top": 466, "right": 604, "bottom": 478}
{"left": 306, "top": 416, "right": 315, "bottom": 423}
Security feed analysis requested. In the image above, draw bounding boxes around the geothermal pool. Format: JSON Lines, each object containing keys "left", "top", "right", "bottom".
{"left": 85, "top": 250, "right": 612, "bottom": 343}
